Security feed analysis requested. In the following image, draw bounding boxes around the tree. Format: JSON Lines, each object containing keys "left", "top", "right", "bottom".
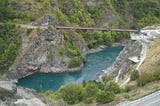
{"left": 130, "top": 70, "right": 139, "bottom": 81}
{"left": 102, "top": 75, "right": 112, "bottom": 84}
{"left": 59, "top": 83, "right": 85, "bottom": 105}
{"left": 84, "top": 82, "right": 99, "bottom": 98}
{"left": 68, "top": 56, "right": 83, "bottom": 68}
{"left": 105, "top": 81, "right": 120, "bottom": 94}
{"left": 96, "top": 90, "right": 115, "bottom": 103}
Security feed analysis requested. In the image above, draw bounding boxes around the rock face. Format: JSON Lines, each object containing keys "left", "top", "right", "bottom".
{"left": 9, "top": 27, "right": 65, "bottom": 79}
{"left": 0, "top": 81, "right": 17, "bottom": 99}
{"left": 8, "top": 15, "right": 88, "bottom": 79}
{"left": 0, "top": 80, "right": 67, "bottom": 106}
{"left": 0, "top": 80, "right": 58, "bottom": 106}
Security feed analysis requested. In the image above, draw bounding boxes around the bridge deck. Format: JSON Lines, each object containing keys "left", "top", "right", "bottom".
{"left": 55, "top": 26, "right": 138, "bottom": 32}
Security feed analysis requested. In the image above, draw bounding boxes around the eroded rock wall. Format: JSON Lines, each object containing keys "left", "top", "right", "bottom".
{"left": 8, "top": 16, "right": 88, "bottom": 79}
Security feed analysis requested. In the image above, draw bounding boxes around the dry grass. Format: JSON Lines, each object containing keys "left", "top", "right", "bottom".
{"left": 111, "top": 38, "right": 160, "bottom": 105}
{"left": 126, "top": 80, "right": 160, "bottom": 100}
{"left": 139, "top": 38, "right": 160, "bottom": 73}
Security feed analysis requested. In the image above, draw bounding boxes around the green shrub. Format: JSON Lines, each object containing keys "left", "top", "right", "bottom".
{"left": 130, "top": 70, "right": 139, "bottom": 81}
{"left": 102, "top": 75, "right": 112, "bottom": 84}
{"left": 84, "top": 97, "right": 94, "bottom": 104}
{"left": 60, "top": 40, "right": 80, "bottom": 57}
{"left": 105, "top": 82, "right": 121, "bottom": 94}
{"left": 58, "top": 83, "right": 86, "bottom": 105}
{"left": 123, "top": 85, "right": 132, "bottom": 93}
{"left": 66, "top": 48, "right": 79, "bottom": 57}
{"left": 96, "top": 91, "right": 115, "bottom": 104}
{"left": 26, "top": 29, "right": 33, "bottom": 36}
{"left": 87, "top": 6, "right": 101, "bottom": 20}
{"left": 84, "top": 82, "right": 99, "bottom": 98}
{"left": 0, "top": 24, "right": 21, "bottom": 73}
{"left": 68, "top": 56, "right": 83, "bottom": 68}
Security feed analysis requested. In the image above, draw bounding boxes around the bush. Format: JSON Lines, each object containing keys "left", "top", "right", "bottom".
{"left": 102, "top": 75, "right": 112, "bottom": 84}
{"left": 105, "top": 82, "right": 121, "bottom": 94}
{"left": 43, "top": 91, "right": 57, "bottom": 99}
{"left": 96, "top": 91, "right": 115, "bottom": 104}
{"left": 0, "top": 24, "right": 21, "bottom": 73}
{"left": 59, "top": 40, "right": 80, "bottom": 57}
{"left": 84, "top": 82, "right": 99, "bottom": 98}
{"left": 59, "top": 83, "right": 86, "bottom": 105}
{"left": 130, "top": 70, "right": 139, "bottom": 81}
{"left": 66, "top": 48, "right": 79, "bottom": 57}
{"left": 26, "top": 29, "right": 33, "bottom": 36}
{"left": 84, "top": 97, "right": 94, "bottom": 104}
{"left": 68, "top": 56, "right": 83, "bottom": 68}
{"left": 123, "top": 85, "right": 132, "bottom": 93}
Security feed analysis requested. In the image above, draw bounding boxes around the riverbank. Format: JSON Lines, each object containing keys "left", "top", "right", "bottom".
{"left": 98, "top": 39, "right": 142, "bottom": 80}
{"left": 17, "top": 46, "right": 124, "bottom": 92}
{"left": 95, "top": 25, "right": 160, "bottom": 106}
{"left": 8, "top": 40, "right": 126, "bottom": 81}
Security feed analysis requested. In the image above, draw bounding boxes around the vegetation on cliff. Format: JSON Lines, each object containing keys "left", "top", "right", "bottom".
{"left": 0, "top": 0, "right": 160, "bottom": 105}
{"left": 0, "top": 0, "right": 160, "bottom": 72}
{"left": 0, "top": 23, "right": 21, "bottom": 74}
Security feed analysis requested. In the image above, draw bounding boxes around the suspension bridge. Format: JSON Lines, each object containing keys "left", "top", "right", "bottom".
{"left": 55, "top": 25, "right": 139, "bottom": 33}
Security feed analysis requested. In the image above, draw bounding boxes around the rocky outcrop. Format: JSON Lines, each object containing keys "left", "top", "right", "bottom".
{"left": 0, "top": 79, "right": 67, "bottom": 106}
{"left": 0, "top": 80, "right": 45, "bottom": 106}
{"left": 0, "top": 80, "right": 67, "bottom": 106}
{"left": 8, "top": 27, "right": 65, "bottom": 79}
{"left": 8, "top": 15, "right": 88, "bottom": 79}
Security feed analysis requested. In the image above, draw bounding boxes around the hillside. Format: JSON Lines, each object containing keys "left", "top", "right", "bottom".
{"left": 140, "top": 38, "right": 160, "bottom": 73}
{"left": 0, "top": 0, "right": 159, "bottom": 77}
{"left": 0, "top": 0, "right": 160, "bottom": 106}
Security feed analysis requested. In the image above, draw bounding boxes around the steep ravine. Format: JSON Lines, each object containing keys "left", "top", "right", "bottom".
{"left": 0, "top": 0, "right": 159, "bottom": 105}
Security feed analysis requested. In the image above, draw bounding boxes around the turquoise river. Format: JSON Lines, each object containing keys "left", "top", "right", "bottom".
{"left": 17, "top": 46, "right": 123, "bottom": 92}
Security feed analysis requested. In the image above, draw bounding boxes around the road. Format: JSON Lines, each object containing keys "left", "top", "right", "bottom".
{"left": 118, "top": 91, "right": 160, "bottom": 106}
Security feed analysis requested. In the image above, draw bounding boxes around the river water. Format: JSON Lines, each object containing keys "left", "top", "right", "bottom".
{"left": 17, "top": 46, "right": 123, "bottom": 92}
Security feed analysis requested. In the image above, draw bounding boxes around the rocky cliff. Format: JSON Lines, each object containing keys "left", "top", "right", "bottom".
{"left": 8, "top": 16, "right": 88, "bottom": 79}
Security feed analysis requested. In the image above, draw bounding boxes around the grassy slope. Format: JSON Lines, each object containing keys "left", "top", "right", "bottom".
{"left": 139, "top": 38, "right": 160, "bottom": 73}
{"left": 114, "top": 38, "right": 160, "bottom": 105}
